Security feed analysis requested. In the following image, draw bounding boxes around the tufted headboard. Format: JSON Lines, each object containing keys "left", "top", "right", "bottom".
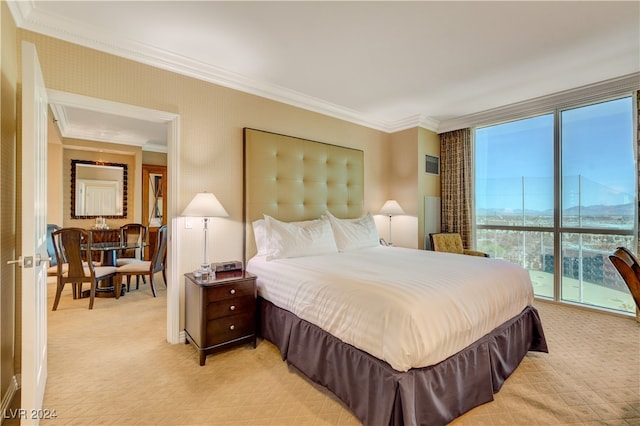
{"left": 243, "top": 128, "right": 364, "bottom": 262}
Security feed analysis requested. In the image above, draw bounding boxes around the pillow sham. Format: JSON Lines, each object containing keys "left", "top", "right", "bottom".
{"left": 326, "top": 211, "right": 380, "bottom": 251}
{"left": 264, "top": 215, "right": 338, "bottom": 260}
{"left": 253, "top": 217, "right": 323, "bottom": 256}
{"left": 252, "top": 219, "right": 268, "bottom": 256}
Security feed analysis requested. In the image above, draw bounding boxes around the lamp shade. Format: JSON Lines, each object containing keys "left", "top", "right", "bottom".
{"left": 181, "top": 192, "right": 229, "bottom": 217}
{"left": 379, "top": 200, "right": 405, "bottom": 216}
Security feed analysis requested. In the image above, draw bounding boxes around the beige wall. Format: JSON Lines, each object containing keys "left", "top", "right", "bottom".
{"left": 47, "top": 117, "right": 63, "bottom": 225}
{"left": 385, "top": 127, "right": 441, "bottom": 249}
{"left": 388, "top": 128, "right": 419, "bottom": 248}
{"left": 17, "top": 30, "right": 397, "bottom": 332}
{"left": 1, "top": 0, "right": 18, "bottom": 403}
{"left": 418, "top": 127, "right": 441, "bottom": 249}
{"left": 142, "top": 151, "right": 167, "bottom": 167}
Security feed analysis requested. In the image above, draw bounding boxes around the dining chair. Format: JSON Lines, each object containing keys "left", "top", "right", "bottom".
{"left": 609, "top": 246, "right": 640, "bottom": 311}
{"left": 429, "top": 232, "right": 489, "bottom": 257}
{"left": 115, "top": 225, "right": 168, "bottom": 298}
{"left": 117, "top": 223, "right": 148, "bottom": 290}
{"left": 51, "top": 228, "right": 117, "bottom": 310}
{"left": 46, "top": 224, "right": 63, "bottom": 277}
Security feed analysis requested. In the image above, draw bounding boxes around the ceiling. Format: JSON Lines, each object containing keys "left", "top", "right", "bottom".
{"left": 11, "top": 1, "right": 640, "bottom": 148}
{"left": 49, "top": 103, "right": 168, "bottom": 152}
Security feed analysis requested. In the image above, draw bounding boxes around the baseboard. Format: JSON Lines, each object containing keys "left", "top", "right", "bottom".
{"left": 0, "top": 375, "right": 21, "bottom": 424}
{"left": 178, "top": 330, "right": 186, "bottom": 343}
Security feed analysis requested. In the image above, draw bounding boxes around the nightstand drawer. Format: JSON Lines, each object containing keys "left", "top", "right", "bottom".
{"left": 207, "top": 296, "right": 254, "bottom": 320}
{"left": 206, "top": 279, "right": 254, "bottom": 302}
{"left": 206, "top": 312, "right": 255, "bottom": 345}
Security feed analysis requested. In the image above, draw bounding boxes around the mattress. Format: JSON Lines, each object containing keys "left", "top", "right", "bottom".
{"left": 247, "top": 245, "right": 535, "bottom": 372}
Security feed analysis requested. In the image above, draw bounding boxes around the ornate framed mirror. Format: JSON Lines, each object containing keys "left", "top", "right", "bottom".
{"left": 71, "top": 159, "right": 128, "bottom": 219}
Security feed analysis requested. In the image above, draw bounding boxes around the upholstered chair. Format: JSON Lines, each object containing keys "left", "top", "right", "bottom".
{"left": 115, "top": 225, "right": 167, "bottom": 298}
{"left": 117, "top": 223, "right": 148, "bottom": 290}
{"left": 429, "top": 233, "right": 489, "bottom": 257}
{"left": 46, "top": 224, "right": 65, "bottom": 277}
{"left": 51, "top": 228, "right": 116, "bottom": 310}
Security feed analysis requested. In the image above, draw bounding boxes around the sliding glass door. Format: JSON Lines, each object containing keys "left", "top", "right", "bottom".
{"left": 475, "top": 96, "right": 637, "bottom": 314}
{"left": 475, "top": 113, "right": 555, "bottom": 298}
{"left": 559, "top": 98, "right": 636, "bottom": 312}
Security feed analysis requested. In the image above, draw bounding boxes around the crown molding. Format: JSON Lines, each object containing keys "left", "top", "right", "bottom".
{"left": 142, "top": 143, "right": 168, "bottom": 154}
{"left": 5, "top": 0, "right": 33, "bottom": 28}
{"left": 50, "top": 102, "right": 138, "bottom": 146}
{"left": 61, "top": 143, "right": 136, "bottom": 157}
{"left": 12, "top": 2, "right": 635, "bottom": 137}
{"left": 48, "top": 89, "right": 176, "bottom": 152}
{"left": 47, "top": 89, "right": 177, "bottom": 123}
{"left": 10, "top": 1, "right": 400, "bottom": 133}
{"left": 437, "top": 72, "right": 640, "bottom": 133}
{"left": 384, "top": 114, "right": 440, "bottom": 133}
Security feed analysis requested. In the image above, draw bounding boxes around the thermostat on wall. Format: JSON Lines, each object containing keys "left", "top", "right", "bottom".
{"left": 212, "top": 261, "right": 243, "bottom": 272}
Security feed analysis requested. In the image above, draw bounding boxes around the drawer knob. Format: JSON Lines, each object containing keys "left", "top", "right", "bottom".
{"left": 229, "top": 289, "right": 236, "bottom": 295}
{"left": 229, "top": 305, "right": 236, "bottom": 311}
{"left": 229, "top": 325, "right": 235, "bottom": 331}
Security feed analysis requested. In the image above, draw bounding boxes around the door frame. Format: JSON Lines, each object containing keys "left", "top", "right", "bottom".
{"left": 46, "top": 90, "right": 182, "bottom": 343}
{"left": 142, "top": 164, "right": 168, "bottom": 260}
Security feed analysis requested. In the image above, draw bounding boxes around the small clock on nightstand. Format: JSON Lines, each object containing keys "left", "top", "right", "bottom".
{"left": 184, "top": 270, "right": 257, "bottom": 366}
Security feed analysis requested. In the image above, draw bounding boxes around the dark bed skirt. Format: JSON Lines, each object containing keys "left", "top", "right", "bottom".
{"left": 258, "top": 297, "right": 548, "bottom": 426}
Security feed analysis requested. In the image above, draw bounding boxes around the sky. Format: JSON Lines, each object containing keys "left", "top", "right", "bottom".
{"left": 475, "top": 96, "right": 635, "bottom": 212}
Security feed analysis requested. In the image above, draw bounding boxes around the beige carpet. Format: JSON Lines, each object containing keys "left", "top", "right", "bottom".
{"left": 34, "top": 276, "right": 640, "bottom": 425}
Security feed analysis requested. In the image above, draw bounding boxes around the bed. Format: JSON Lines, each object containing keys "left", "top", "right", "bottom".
{"left": 243, "top": 128, "right": 547, "bottom": 426}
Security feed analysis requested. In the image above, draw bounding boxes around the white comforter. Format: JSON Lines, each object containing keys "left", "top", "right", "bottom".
{"left": 247, "top": 246, "right": 534, "bottom": 372}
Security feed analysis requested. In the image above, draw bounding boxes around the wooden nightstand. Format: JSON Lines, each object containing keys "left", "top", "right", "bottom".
{"left": 184, "top": 271, "right": 257, "bottom": 366}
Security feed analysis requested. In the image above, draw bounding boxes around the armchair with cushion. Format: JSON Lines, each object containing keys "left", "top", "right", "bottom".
{"left": 429, "top": 232, "right": 489, "bottom": 257}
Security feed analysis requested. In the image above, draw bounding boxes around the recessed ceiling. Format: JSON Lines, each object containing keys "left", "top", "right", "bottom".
{"left": 50, "top": 104, "right": 168, "bottom": 152}
{"left": 11, "top": 1, "right": 640, "bottom": 135}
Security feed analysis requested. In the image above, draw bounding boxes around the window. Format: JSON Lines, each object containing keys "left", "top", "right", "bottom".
{"left": 475, "top": 97, "right": 637, "bottom": 314}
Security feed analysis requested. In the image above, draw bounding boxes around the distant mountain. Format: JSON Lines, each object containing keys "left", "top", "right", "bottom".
{"left": 562, "top": 203, "right": 634, "bottom": 217}
{"left": 477, "top": 202, "right": 634, "bottom": 217}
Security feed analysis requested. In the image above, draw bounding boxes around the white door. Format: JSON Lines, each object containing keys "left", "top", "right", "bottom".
{"left": 20, "top": 41, "right": 49, "bottom": 425}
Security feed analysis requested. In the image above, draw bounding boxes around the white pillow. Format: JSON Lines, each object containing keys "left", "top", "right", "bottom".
{"left": 264, "top": 215, "right": 338, "bottom": 260}
{"left": 252, "top": 219, "right": 268, "bottom": 256}
{"left": 253, "top": 217, "right": 322, "bottom": 256}
{"left": 326, "top": 211, "right": 380, "bottom": 251}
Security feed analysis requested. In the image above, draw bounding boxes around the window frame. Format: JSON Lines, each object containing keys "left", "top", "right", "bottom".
{"left": 473, "top": 93, "right": 638, "bottom": 314}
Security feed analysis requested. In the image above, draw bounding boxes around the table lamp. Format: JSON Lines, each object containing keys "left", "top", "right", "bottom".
{"left": 181, "top": 192, "right": 228, "bottom": 276}
{"left": 379, "top": 200, "right": 404, "bottom": 246}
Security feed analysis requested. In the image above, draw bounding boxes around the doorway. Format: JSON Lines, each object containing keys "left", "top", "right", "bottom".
{"left": 46, "top": 89, "right": 181, "bottom": 343}
{"left": 142, "top": 164, "right": 168, "bottom": 260}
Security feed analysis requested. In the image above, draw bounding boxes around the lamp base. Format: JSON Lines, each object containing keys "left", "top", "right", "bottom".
{"left": 194, "top": 264, "right": 214, "bottom": 279}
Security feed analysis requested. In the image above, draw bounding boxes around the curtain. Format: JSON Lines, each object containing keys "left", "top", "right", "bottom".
{"left": 637, "top": 91, "right": 639, "bottom": 258}
{"left": 439, "top": 128, "right": 473, "bottom": 248}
